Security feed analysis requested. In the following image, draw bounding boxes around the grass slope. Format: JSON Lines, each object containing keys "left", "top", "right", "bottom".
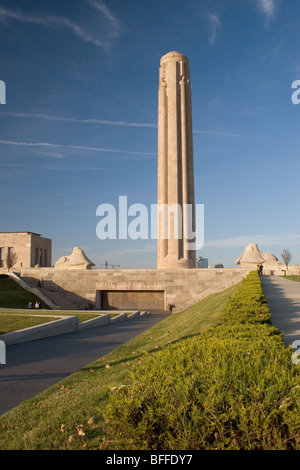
{"left": 0, "top": 275, "right": 49, "bottom": 309}
{"left": 103, "top": 272, "right": 300, "bottom": 450}
{"left": 0, "top": 283, "right": 240, "bottom": 450}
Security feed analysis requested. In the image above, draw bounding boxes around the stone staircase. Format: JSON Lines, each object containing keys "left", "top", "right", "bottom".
{"left": 9, "top": 272, "right": 60, "bottom": 309}
{"left": 10, "top": 273, "right": 81, "bottom": 310}
{"left": 39, "top": 288, "right": 81, "bottom": 310}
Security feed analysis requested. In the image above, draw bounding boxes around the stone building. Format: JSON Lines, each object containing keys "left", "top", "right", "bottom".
{"left": 0, "top": 232, "right": 52, "bottom": 269}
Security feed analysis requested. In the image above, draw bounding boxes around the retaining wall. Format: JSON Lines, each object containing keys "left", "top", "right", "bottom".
{"left": 15, "top": 267, "right": 249, "bottom": 312}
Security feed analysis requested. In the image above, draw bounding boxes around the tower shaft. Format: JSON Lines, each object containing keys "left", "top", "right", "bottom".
{"left": 157, "top": 51, "right": 196, "bottom": 269}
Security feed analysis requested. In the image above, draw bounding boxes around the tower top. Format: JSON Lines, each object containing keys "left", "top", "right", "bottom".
{"left": 160, "top": 51, "right": 189, "bottom": 65}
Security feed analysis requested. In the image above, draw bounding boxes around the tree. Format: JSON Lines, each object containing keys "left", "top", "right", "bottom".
{"left": 5, "top": 251, "right": 18, "bottom": 271}
{"left": 281, "top": 249, "right": 292, "bottom": 273}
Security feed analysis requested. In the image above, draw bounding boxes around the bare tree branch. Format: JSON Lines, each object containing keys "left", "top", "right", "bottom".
{"left": 281, "top": 249, "right": 291, "bottom": 273}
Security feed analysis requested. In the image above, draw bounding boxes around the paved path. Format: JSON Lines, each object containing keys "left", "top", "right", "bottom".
{"left": 0, "top": 311, "right": 170, "bottom": 416}
{"left": 261, "top": 276, "right": 300, "bottom": 346}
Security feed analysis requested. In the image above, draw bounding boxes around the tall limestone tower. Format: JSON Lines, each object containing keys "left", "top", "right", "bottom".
{"left": 157, "top": 51, "right": 196, "bottom": 269}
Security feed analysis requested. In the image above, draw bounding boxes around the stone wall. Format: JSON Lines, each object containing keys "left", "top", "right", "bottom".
{"left": 16, "top": 267, "right": 248, "bottom": 312}
{"left": 263, "top": 266, "right": 300, "bottom": 276}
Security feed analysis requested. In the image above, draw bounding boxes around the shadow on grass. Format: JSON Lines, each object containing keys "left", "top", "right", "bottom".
{"left": 81, "top": 331, "right": 205, "bottom": 374}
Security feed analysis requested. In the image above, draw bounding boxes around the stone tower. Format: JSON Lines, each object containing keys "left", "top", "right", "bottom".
{"left": 157, "top": 51, "right": 196, "bottom": 269}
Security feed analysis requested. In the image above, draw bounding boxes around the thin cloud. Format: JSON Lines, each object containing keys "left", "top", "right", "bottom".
{"left": 257, "top": 0, "right": 279, "bottom": 24}
{"left": 2, "top": 112, "right": 299, "bottom": 143}
{"left": 205, "top": 233, "right": 300, "bottom": 248}
{"left": 208, "top": 13, "right": 221, "bottom": 45}
{"left": 0, "top": 162, "right": 145, "bottom": 172}
{"left": 259, "top": 40, "right": 284, "bottom": 62}
{"left": 0, "top": 112, "right": 157, "bottom": 128}
{"left": 87, "top": 0, "right": 120, "bottom": 39}
{"left": 2, "top": 113, "right": 298, "bottom": 143}
{"left": 0, "top": 138, "right": 155, "bottom": 156}
{"left": 193, "top": 129, "right": 300, "bottom": 143}
{"left": 2, "top": 112, "right": 299, "bottom": 142}
{"left": 0, "top": 1, "right": 120, "bottom": 49}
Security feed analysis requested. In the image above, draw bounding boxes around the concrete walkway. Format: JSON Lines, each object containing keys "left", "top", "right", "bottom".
{"left": 261, "top": 276, "right": 300, "bottom": 346}
{"left": 0, "top": 311, "right": 170, "bottom": 416}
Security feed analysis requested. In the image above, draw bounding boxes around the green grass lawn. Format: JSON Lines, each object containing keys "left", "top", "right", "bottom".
{"left": 281, "top": 275, "right": 300, "bottom": 282}
{"left": 0, "top": 275, "right": 49, "bottom": 309}
{"left": 0, "top": 283, "right": 241, "bottom": 450}
{"left": 0, "top": 275, "right": 120, "bottom": 333}
{"left": 0, "top": 310, "right": 106, "bottom": 334}
{"left": 0, "top": 313, "right": 59, "bottom": 334}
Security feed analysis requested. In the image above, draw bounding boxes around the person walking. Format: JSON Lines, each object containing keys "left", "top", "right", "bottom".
{"left": 257, "top": 264, "right": 261, "bottom": 275}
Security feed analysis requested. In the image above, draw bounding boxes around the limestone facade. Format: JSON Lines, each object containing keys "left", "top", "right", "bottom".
{"left": 157, "top": 52, "right": 196, "bottom": 269}
{"left": 18, "top": 267, "right": 247, "bottom": 312}
{"left": 0, "top": 232, "right": 52, "bottom": 269}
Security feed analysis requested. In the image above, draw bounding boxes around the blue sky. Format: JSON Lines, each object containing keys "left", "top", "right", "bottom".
{"left": 0, "top": 0, "right": 299, "bottom": 269}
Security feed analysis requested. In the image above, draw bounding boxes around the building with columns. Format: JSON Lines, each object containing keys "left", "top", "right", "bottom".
{"left": 0, "top": 232, "right": 52, "bottom": 269}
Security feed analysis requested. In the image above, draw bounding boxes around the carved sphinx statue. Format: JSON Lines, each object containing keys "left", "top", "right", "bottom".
{"left": 54, "top": 247, "right": 95, "bottom": 270}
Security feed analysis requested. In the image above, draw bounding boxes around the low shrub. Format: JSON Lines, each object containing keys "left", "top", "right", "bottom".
{"left": 102, "top": 272, "right": 300, "bottom": 450}
{"left": 222, "top": 271, "right": 270, "bottom": 325}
